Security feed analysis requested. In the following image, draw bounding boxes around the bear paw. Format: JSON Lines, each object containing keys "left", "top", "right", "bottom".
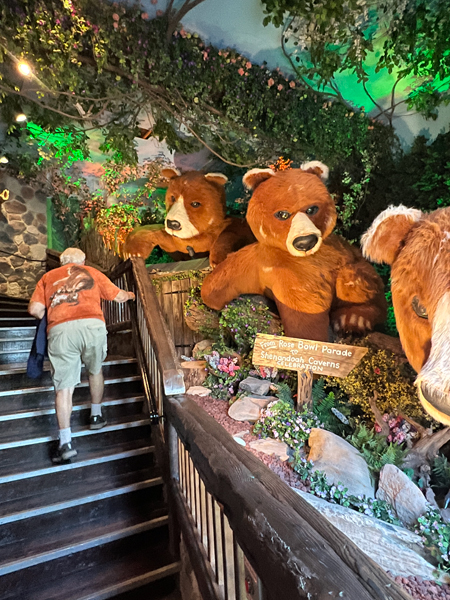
{"left": 331, "top": 308, "right": 373, "bottom": 334}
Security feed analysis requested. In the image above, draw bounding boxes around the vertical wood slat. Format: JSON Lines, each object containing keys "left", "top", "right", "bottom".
{"left": 149, "top": 270, "right": 205, "bottom": 358}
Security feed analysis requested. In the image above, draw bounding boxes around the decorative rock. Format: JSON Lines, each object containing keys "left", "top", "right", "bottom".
{"left": 21, "top": 186, "right": 35, "bottom": 200}
{"left": 192, "top": 339, "right": 214, "bottom": 359}
{"left": 249, "top": 438, "right": 290, "bottom": 461}
{"left": 233, "top": 436, "right": 246, "bottom": 447}
{"left": 22, "top": 212, "right": 34, "bottom": 225}
{"left": 292, "top": 488, "right": 443, "bottom": 581}
{"left": 37, "top": 224, "right": 47, "bottom": 235}
{"left": 186, "top": 386, "right": 210, "bottom": 397}
{"left": 228, "top": 395, "right": 273, "bottom": 423}
{"left": 23, "top": 233, "right": 38, "bottom": 245}
{"left": 26, "top": 225, "right": 39, "bottom": 236}
{"left": 0, "top": 263, "right": 13, "bottom": 276}
{"left": 239, "top": 377, "right": 271, "bottom": 396}
{"left": 19, "top": 244, "right": 30, "bottom": 256}
{"left": 376, "top": 464, "right": 427, "bottom": 527}
{"left": 9, "top": 221, "right": 26, "bottom": 233}
{"left": 308, "top": 428, "right": 374, "bottom": 498}
{"left": 246, "top": 395, "right": 277, "bottom": 407}
{"left": 3, "top": 200, "right": 27, "bottom": 214}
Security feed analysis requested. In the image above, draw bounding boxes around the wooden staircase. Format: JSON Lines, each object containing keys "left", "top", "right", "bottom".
{"left": 0, "top": 295, "right": 181, "bottom": 600}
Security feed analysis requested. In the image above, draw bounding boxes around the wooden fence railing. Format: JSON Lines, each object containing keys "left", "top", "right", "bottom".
{"left": 104, "top": 257, "right": 412, "bottom": 600}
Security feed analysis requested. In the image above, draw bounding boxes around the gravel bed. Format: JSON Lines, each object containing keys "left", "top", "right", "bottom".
{"left": 189, "top": 393, "right": 450, "bottom": 600}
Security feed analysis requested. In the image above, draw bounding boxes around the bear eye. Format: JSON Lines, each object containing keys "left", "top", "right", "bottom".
{"left": 412, "top": 296, "right": 428, "bottom": 319}
{"left": 170, "top": 195, "right": 176, "bottom": 203}
{"left": 191, "top": 201, "right": 201, "bottom": 208}
{"left": 306, "top": 205, "right": 319, "bottom": 216}
{"left": 274, "top": 210, "right": 291, "bottom": 220}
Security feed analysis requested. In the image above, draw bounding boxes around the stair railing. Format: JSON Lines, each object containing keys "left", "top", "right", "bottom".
{"left": 105, "top": 257, "right": 411, "bottom": 600}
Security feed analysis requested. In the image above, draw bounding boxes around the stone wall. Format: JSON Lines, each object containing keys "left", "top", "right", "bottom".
{"left": 0, "top": 170, "right": 47, "bottom": 298}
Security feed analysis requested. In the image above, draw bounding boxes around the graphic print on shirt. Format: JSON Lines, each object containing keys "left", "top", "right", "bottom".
{"left": 50, "top": 266, "right": 95, "bottom": 308}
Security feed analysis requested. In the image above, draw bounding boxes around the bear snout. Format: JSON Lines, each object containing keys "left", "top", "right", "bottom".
{"left": 293, "top": 234, "right": 319, "bottom": 252}
{"left": 167, "top": 219, "right": 182, "bottom": 231}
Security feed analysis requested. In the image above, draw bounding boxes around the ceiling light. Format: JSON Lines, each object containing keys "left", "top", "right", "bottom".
{"left": 17, "top": 61, "right": 32, "bottom": 77}
{"left": 15, "top": 113, "right": 27, "bottom": 122}
{"left": 0, "top": 157, "right": 8, "bottom": 164}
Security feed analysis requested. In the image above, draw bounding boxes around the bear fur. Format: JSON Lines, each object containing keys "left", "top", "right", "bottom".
{"left": 201, "top": 163, "right": 387, "bottom": 341}
{"left": 362, "top": 205, "right": 450, "bottom": 426}
{"left": 123, "top": 168, "right": 255, "bottom": 266}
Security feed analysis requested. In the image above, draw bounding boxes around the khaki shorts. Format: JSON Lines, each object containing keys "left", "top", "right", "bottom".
{"left": 48, "top": 319, "right": 108, "bottom": 391}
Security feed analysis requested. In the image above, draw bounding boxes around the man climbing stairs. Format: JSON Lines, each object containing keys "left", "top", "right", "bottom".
{"left": 0, "top": 294, "right": 181, "bottom": 599}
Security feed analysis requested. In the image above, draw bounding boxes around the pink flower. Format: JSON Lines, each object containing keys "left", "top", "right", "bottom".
{"left": 267, "top": 78, "right": 275, "bottom": 87}
{"left": 246, "top": 61, "right": 252, "bottom": 69}
{"left": 179, "top": 28, "right": 187, "bottom": 38}
{"left": 277, "top": 84, "right": 283, "bottom": 91}
{"left": 374, "top": 367, "right": 381, "bottom": 375}
{"left": 289, "top": 80, "right": 295, "bottom": 88}
{"left": 113, "top": 21, "right": 119, "bottom": 28}
{"left": 112, "top": 13, "right": 119, "bottom": 21}
{"left": 231, "top": 58, "right": 236, "bottom": 64}
{"left": 156, "top": 9, "right": 163, "bottom": 16}
{"left": 151, "top": 0, "right": 158, "bottom": 3}
{"left": 238, "top": 67, "right": 245, "bottom": 76}
{"left": 202, "top": 51, "right": 209, "bottom": 60}
{"left": 141, "top": 12, "right": 149, "bottom": 19}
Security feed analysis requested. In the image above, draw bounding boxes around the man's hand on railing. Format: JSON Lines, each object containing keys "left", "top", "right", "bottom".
{"left": 114, "top": 290, "right": 136, "bottom": 303}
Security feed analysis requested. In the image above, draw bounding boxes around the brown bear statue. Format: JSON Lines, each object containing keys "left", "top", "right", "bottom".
{"left": 201, "top": 162, "right": 387, "bottom": 341}
{"left": 123, "top": 168, "right": 255, "bottom": 266}
{"left": 362, "top": 205, "right": 450, "bottom": 425}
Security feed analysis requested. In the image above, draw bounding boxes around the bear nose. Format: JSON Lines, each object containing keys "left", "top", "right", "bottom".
{"left": 167, "top": 219, "right": 181, "bottom": 231}
{"left": 293, "top": 234, "right": 318, "bottom": 252}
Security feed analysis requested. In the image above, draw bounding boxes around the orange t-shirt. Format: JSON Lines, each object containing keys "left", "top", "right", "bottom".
{"left": 30, "top": 263, "right": 122, "bottom": 331}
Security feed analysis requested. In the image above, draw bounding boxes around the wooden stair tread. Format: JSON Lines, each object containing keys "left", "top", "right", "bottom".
{"left": 0, "top": 531, "right": 179, "bottom": 600}
{"left": 0, "top": 461, "right": 159, "bottom": 521}
{"left": 0, "top": 491, "right": 168, "bottom": 573}
{"left": 0, "top": 433, "right": 153, "bottom": 480}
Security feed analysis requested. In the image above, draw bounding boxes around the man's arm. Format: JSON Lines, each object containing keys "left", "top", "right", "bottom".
{"left": 114, "top": 290, "right": 135, "bottom": 303}
{"left": 28, "top": 301, "right": 46, "bottom": 319}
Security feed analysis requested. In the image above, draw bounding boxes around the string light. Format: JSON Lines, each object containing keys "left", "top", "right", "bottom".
{"left": 17, "top": 61, "right": 32, "bottom": 77}
{"left": 15, "top": 113, "right": 27, "bottom": 122}
{"left": 0, "top": 157, "right": 8, "bottom": 164}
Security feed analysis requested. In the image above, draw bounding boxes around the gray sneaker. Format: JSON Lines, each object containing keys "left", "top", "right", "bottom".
{"left": 89, "top": 415, "right": 107, "bottom": 430}
{"left": 52, "top": 442, "right": 77, "bottom": 463}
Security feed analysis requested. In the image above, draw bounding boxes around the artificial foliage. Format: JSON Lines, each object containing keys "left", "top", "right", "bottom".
{"left": 347, "top": 424, "right": 408, "bottom": 480}
{"left": 253, "top": 400, "right": 324, "bottom": 449}
{"left": 292, "top": 452, "right": 400, "bottom": 525}
{"left": 416, "top": 508, "right": 450, "bottom": 571}
{"left": 327, "top": 347, "right": 426, "bottom": 422}
{"left": 203, "top": 350, "right": 248, "bottom": 400}
{"left": 261, "top": 0, "right": 450, "bottom": 122}
{"left": 218, "top": 297, "right": 280, "bottom": 354}
{"left": 0, "top": 0, "right": 391, "bottom": 172}
{"left": 432, "top": 455, "right": 450, "bottom": 491}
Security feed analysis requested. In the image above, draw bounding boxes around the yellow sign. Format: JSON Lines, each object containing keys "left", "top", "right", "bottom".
{"left": 252, "top": 333, "right": 368, "bottom": 378}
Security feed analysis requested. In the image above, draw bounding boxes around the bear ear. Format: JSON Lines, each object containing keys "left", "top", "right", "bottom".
{"left": 361, "top": 205, "right": 423, "bottom": 265}
{"left": 300, "top": 160, "right": 329, "bottom": 182}
{"left": 161, "top": 167, "right": 181, "bottom": 181}
{"left": 204, "top": 173, "right": 228, "bottom": 187}
{"left": 243, "top": 168, "right": 275, "bottom": 190}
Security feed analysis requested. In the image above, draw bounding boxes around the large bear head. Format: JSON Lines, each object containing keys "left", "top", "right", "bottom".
{"left": 362, "top": 205, "right": 450, "bottom": 425}
{"left": 161, "top": 168, "right": 228, "bottom": 239}
{"left": 243, "top": 161, "right": 335, "bottom": 257}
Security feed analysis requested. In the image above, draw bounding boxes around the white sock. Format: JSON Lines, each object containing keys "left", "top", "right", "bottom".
{"left": 91, "top": 404, "right": 102, "bottom": 417}
{"left": 59, "top": 427, "right": 71, "bottom": 446}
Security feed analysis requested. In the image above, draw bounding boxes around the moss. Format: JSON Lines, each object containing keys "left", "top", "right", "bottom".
{"left": 327, "top": 347, "right": 430, "bottom": 423}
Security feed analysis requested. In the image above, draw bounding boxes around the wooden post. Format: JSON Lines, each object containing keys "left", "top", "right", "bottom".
{"left": 296, "top": 368, "right": 313, "bottom": 411}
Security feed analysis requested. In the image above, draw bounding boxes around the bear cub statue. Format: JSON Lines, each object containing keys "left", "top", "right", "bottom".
{"left": 201, "top": 162, "right": 387, "bottom": 341}
{"left": 123, "top": 168, "right": 255, "bottom": 266}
